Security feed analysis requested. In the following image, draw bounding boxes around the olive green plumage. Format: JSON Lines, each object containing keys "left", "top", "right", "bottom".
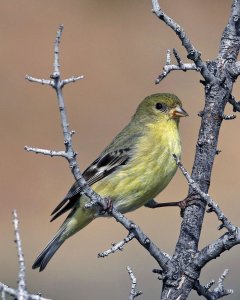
{"left": 32, "top": 93, "right": 188, "bottom": 271}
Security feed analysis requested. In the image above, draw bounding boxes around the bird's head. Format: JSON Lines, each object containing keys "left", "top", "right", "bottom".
{"left": 133, "top": 93, "right": 188, "bottom": 124}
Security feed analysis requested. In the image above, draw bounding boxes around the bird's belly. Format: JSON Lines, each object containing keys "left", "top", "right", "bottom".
{"left": 93, "top": 147, "right": 179, "bottom": 214}
{"left": 92, "top": 121, "right": 181, "bottom": 215}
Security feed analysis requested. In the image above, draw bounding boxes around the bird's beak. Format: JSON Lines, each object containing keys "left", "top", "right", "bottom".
{"left": 171, "top": 105, "right": 189, "bottom": 118}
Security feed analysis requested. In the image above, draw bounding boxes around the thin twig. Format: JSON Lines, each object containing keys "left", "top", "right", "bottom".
{"left": 173, "top": 48, "right": 185, "bottom": 69}
{"left": 61, "top": 75, "right": 85, "bottom": 87}
{"left": 155, "top": 48, "right": 197, "bottom": 83}
{"left": 13, "top": 210, "right": 26, "bottom": 300}
{"left": 24, "top": 146, "right": 69, "bottom": 158}
{"left": 25, "top": 75, "right": 53, "bottom": 86}
{"left": 228, "top": 95, "right": 240, "bottom": 112}
{"left": 127, "top": 266, "right": 142, "bottom": 300}
{"left": 205, "top": 280, "right": 215, "bottom": 290}
{"left": 221, "top": 114, "right": 236, "bottom": 120}
{"left": 98, "top": 232, "right": 135, "bottom": 258}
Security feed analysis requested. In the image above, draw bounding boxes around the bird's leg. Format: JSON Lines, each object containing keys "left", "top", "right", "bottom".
{"left": 144, "top": 199, "right": 181, "bottom": 208}
{"left": 145, "top": 197, "right": 204, "bottom": 217}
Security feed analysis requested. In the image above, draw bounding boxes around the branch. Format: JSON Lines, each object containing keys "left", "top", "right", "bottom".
{"left": 0, "top": 211, "right": 51, "bottom": 300}
{"left": 25, "top": 25, "right": 172, "bottom": 272}
{"left": 173, "top": 155, "right": 236, "bottom": 233}
{"left": 25, "top": 75, "right": 53, "bottom": 86}
{"left": 24, "top": 146, "right": 68, "bottom": 158}
{"left": 228, "top": 95, "right": 240, "bottom": 112}
{"left": 194, "top": 270, "right": 233, "bottom": 300}
{"left": 151, "top": 0, "right": 216, "bottom": 83}
{"left": 173, "top": 155, "right": 240, "bottom": 270}
{"left": 126, "top": 266, "right": 142, "bottom": 300}
{"left": 13, "top": 210, "right": 27, "bottom": 300}
{"left": 155, "top": 48, "right": 198, "bottom": 84}
{"left": 98, "top": 232, "right": 135, "bottom": 258}
{"left": 194, "top": 229, "right": 240, "bottom": 269}
{"left": 61, "top": 75, "right": 84, "bottom": 87}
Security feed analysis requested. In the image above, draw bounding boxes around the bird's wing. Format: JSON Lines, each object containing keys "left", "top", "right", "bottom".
{"left": 50, "top": 148, "right": 131, "bottom": 221}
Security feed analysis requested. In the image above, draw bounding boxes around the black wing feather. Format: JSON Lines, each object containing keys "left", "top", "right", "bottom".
{"left": 50, "top": 148, "right": 130, "bottom": 221}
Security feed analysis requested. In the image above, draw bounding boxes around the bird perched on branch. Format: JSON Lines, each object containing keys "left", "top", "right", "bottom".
{"left": 32, "top": 93, "right": 188, "bottom": 271}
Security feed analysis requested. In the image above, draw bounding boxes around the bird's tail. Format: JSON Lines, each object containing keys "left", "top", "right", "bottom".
{"left": 32, "top": 204, "right": 95, "bottom": 271}
{"left": 32, "top": 226, "right": 66, "bottom": 272}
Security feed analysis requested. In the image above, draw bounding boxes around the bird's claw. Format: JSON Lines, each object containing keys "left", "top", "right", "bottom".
{"left": 99, "top": 197, "right": 113, "bottom": 215}
{"left": 178, "top": 197, "right": 204, "bottom": 217}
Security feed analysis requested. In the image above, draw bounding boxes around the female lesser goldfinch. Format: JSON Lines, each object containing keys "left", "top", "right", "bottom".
{"left": 33, "top": 93, "right": 188, "bottom": 271}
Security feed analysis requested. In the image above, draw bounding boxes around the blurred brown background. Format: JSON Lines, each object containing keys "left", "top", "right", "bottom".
{"left": 0, "top": 1, "right": 240, "bottom": 299}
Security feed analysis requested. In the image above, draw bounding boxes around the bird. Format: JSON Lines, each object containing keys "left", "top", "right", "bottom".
{"left": 32, "top": 93, "right": 188, "bottom": 271}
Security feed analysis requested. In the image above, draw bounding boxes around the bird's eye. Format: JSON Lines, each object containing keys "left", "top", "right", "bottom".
{"left": 155, "top": 103, "right": 166, "bottom": 111}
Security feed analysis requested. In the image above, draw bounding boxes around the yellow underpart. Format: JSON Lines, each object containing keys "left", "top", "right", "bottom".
{"left": 92, "top": 118, "right": 181, "bottom": 214}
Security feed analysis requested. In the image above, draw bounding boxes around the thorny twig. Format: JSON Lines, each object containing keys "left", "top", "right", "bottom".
{"left": 155, "top": 48, "right": 198, "bottom": 83}
{"left": 0, "top": 211, "right": 51, "bottom": 300}
{"left": 194, "top": 270, "right": 233, "bottom": 300}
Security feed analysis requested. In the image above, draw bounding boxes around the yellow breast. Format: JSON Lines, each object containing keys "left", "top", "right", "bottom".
{"left": 93, "top": 119, "right": 181, "bottom": 214}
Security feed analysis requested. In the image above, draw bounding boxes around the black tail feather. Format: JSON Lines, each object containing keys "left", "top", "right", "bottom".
{"left": 32, "top": 228, "right": 65, "bottom": 271}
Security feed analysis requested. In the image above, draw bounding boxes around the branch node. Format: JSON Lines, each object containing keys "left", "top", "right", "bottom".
{"left": 130, "top": 223, "right": 137, "bottom": 229}
{"left": 144, "top": 238, "right": 150, "bottom": 245}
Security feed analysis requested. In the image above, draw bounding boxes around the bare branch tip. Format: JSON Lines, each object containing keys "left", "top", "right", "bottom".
{"left": 222, "top": 113, "right": 236, "bottom": 120}
{"left": 98, "top": 232, "right": 135, "bottom": 258}
{"left": 127, "top": 266, "right": 143, "bottom": 300}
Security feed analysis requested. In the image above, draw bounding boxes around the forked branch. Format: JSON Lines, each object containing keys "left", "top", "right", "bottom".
{"left": 155, "top": 48, "right": 198, "bottom": 83}
{"left": 173, "top": 156, "right": 240, "bottom": 271}
{"left": 194, "top": 270, "right": 233, "bottom": 300}
{"left": 152, "top": 0, "right": 217, "bottom": 83}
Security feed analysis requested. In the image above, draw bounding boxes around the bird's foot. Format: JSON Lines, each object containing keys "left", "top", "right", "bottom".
{"left": 178, "top": 197, "right": 204, "bottom": 217}
{"left": 99, "top": 197, "right": 113, "bottom": 215}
